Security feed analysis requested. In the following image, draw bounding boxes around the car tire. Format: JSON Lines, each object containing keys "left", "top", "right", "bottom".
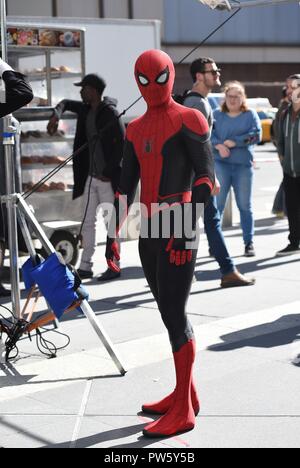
{"left": 44, "top": 231, "right": 80, "bottom": 266}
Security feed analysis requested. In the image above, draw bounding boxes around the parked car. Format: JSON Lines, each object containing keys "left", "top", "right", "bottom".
{"left": 208, "top": 94, "right": 277, "bottom": 144}
{"left": 256, "top": 108, "right": 277, "bottom": 144}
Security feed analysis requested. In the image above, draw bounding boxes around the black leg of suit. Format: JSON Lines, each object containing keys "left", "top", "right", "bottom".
{"left": 139, "top": 237, "right": 197, "bottom": 352}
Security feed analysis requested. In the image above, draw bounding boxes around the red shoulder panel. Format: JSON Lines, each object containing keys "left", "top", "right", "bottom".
{"left": 181, "top": 106, "right": 209, "bottom": 137}
{"left": 126, "top": 117, "right": 144, "bottom": 141}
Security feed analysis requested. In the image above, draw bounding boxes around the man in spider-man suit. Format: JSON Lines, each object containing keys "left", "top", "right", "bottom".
{"left": 106, "top": 50, "right": 215, "bottom": 438}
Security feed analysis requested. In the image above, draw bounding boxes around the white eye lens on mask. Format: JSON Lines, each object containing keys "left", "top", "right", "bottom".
{"left": 138, "top": 74, "right": 149, "bottom": 86}
{"left": 156, "top": 68, "right": 170, "bottom": 85}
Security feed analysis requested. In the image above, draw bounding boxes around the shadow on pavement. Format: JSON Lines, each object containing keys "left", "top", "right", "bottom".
{"left": 195, "top": 256, "right": 300, "bottom": 284}
{"left": 41, "top": 423, "right": 147, "bottom": 448}
{"left": 207, "top": 314, "right": 300, "bottom": 352}
{"left": 0, "top": 366, "right": 122, "bottom": 388}
{"left": 224, "top": 216, "right": 288, "bottom": 240}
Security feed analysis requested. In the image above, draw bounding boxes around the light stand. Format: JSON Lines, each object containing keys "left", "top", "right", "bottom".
{"left": 198, "top": 0, "right": 299, "bottom": 11}
{"left": 1, "top": 0, "right": 21, "bottom": 318}
{"left": 0, "top": 0, "right": 126, "bottom": 374}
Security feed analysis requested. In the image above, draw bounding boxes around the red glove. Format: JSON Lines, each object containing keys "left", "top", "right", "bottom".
{"left": 165, "top": 236, "right": 193, "bottom": 267}
{"left": 105, "top": 238, "right": 120, "bottom": 273}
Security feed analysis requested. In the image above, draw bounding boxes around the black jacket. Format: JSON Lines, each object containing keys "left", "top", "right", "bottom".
{"left": 0, "top": 70, "right": 33, "bottom": 118}
{"left": 0, "top": 70, "right": 33, "bottom": 244}
{"left": 54, "top": 97, "right": 125, "bottom": 200}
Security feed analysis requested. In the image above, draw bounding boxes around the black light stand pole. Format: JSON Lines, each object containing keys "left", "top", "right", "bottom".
{"left": 1, "top": 0, "right": 21, "bottom": 317}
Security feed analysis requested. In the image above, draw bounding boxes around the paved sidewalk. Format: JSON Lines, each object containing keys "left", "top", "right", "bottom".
{"left": 1, "top": 208, "right": 300, "bottom": 448}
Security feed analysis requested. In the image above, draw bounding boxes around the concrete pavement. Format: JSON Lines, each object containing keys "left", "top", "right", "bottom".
{"left": 1, "top": 147, "right": 300, "bottom": 449}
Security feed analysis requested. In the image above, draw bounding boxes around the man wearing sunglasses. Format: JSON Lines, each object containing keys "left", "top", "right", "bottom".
{"left": 183, "top": 58, "right": 255, "bottom": 288}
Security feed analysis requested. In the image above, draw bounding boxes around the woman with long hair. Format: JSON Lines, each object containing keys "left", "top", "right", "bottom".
{"left": 212, "top": 81, "right": 262, "bottom": 257}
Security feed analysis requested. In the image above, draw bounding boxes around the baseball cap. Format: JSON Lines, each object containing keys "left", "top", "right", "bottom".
{"left": 74, "top": 74, "right": 106, "bottom": 93}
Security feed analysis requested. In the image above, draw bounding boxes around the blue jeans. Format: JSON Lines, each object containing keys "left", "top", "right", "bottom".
{"left": 204, "top": 196, "right": 235, "bottom": 276}
{"left": 215, "top": 161, "right": 254, "bottom": 246}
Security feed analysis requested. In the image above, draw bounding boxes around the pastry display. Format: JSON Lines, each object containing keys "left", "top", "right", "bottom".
{"left": 21, "top": 157, "right": 32, "bottom": 165}
{"left": 5, "top": 27, "right": 80, "bottom": 49}
{"left": 36, "top": 183, "right": 50, "bottom": 192}
{"left": 49, "top": 182, "right": 67, "bottom": 191}
{"left": 22, "top": 182, "right": 34, "bottom": 192}
{"left": 23, "top": 182, "right": 68, "bottom": 192}
{"left": 21, "top": 155, "right": 66, "bottom": 165}
{"left": 21, "top": 130, "right": 42, "bottom": 139}
{"left": 42, "top": 156, "right": 66, "bottom": 165}
{"left": 59, "top": 65, "right": 72, "bottom": 72}
{"left": 58, "top": 31, "right": 81, "bottom": 48}
{"left": 39, "top": 29, "right": 59, "bottom": 47}
{"left": 7, "top": 28, "right": 18, "bottom": 45}
{"left": 21, "top": 130, "right": 65, "bottom": 140}
{"left": 17, "top": 29, "right": 39, "bottom": 46}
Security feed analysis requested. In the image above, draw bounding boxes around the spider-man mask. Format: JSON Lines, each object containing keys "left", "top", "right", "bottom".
{"left": 135, "top": 49, "right": 175, "bottom": 108}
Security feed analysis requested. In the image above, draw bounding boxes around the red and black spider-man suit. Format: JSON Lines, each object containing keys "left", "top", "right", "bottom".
{"left": 106, "top": 50, "right": 215, "bottom": 438}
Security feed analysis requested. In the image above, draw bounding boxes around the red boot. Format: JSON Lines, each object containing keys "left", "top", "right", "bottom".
{"left": 142, "top": 378, "right": 200, "bottom": 416}
{"left": 143, "top": 340, "right": 196, "bottom": 438}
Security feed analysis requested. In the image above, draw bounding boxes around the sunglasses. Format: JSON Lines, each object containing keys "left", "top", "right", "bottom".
{"left": 203, "top": 69, "right": 221, "bottom": 76}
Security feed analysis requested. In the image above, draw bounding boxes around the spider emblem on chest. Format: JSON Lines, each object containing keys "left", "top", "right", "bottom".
{"left": 144, "top": 139, "right": 153, "bottom": 154}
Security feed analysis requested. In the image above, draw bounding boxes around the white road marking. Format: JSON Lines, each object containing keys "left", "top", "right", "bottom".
{"left": 70, "top": 379, "right": 93, "bottom": 449}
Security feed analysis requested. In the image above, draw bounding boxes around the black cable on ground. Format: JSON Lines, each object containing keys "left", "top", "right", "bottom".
{"left": 0, "top": 303, "right": 71, "bottom": 361}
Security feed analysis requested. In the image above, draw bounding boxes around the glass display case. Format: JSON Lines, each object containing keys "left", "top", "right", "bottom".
{"left": 5, "top": 24, "right": 86, "bottom": 264}
{"left": 7, "top": 26, "right": 85, "bottom": 106}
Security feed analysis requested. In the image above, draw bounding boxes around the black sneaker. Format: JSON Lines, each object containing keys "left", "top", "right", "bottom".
{"left": 276, "top": 244, "right": 300, "bottom": 257}
{"left": 97, "top": 269, "right": 121, "bottom": 282}
{"left": 245, "top": 243, "right": 256, "bottom": 257}
{"left": 77, "top": 269, "right": 93, "bottom": 279}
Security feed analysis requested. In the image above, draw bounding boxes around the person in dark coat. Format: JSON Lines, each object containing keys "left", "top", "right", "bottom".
{"left": 47, "top": 74, "right": 125, "bottom": 281}
{"left": 0, "top": 58, "right": 33, "bottom": 297}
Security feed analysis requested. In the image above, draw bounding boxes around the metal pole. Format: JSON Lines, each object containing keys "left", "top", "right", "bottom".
{"left": 3, "top": 135, "right": 21, "bottom": 317}
{"left": 199, "top": 0, "right": 299, "bottom": 9}
{"left": 232, "top": 0, "right": 298, "bottom": 8}
{"left": 0, "top": 0, "right": 7, "bottom": 62}
{"left": 1, "top": 0, "right": 21, "bottom": 317}
{"left": 222, "top": 189, "right": 233, "bottom": 229}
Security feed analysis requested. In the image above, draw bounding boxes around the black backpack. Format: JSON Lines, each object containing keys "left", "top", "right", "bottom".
{"left": 173, "top": 90, "right": 205, "bottom": 106}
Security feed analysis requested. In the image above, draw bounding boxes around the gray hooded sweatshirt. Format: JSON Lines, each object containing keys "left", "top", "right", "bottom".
{"left": 278, "top": 104, "right": 300, "bottom": 178}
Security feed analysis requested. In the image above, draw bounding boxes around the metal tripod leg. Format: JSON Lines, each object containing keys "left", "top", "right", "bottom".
{"left": 80, "top": 301, "right": 126, "bottom": 376}
{"left": 17, "top": 209, "right": 38, "bottom": 262}
{"left": 17, "top": 194, "right": 56, "bottom": 256}
{"left": 17, "top": 194, "right": 127, "bottom": 375}
{"left": 17, "top": 209, "right": 60, "bottom": 329}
